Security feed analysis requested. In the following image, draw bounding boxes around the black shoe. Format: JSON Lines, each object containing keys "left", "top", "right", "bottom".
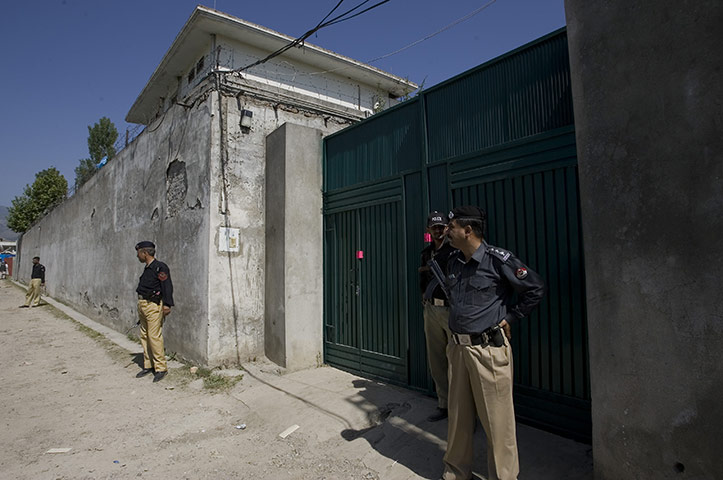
{"left": 427, "top": 407, "right": 448, "bottom": 422}
{"left": 153, "top": 371, "right": 168, "bottom": 383}
{"left": 136, "top": 368, "right": 153, "bottom": 378}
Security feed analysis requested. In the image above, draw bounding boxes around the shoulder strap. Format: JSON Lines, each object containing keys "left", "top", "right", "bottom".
{"left": 486, "top": 245, "right": 511, "bottom": 263}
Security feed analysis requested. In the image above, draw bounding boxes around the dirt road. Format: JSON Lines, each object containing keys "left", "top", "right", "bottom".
{"left": 0, "top": 279, "right": 592, "bottom": 479}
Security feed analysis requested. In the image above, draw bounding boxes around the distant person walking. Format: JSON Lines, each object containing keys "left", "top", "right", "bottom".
{"left": 0, "top": 260, "right": 7, "bottom": 279}
{"left": 134, "top": 241, "right": 174, "bottom": 383}
{"left": 20, "top": 256, "right": 45, "bottom": 308}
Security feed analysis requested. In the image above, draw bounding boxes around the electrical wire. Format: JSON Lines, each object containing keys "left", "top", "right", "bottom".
{"left": 324, "top": 0, "right": 389, "bottom": 27}
{"left": 365, "top": 0, "right": 497, "bottom": 63}
{"left": 234, "top": 0, "right": 497, "bottom": 86}
{"left": 233, "top": 0, "right": 390, "bottom": 74}
{"left": 316, "top": 0, "right": 346, "bottom": 28}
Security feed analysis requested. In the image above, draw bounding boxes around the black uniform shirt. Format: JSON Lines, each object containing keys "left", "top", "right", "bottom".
{"left": 31, "top": 263, "right": 45, "bottom": 283}
{"left": 136, "top": 259, "right": 174, "bottom": 306}
{"left": 419, "top": 240, "right": 456, "bottom": 300}
{"left": 446, "top": 242, "right": 544, "bottom": 334}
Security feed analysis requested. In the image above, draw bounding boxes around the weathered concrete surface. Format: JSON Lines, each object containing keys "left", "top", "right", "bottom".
{"left": 15, "top": 76, "right": 355, "bottom": 370}
{"left": 265, "top": 123, "right": 325, "bottom": 371}
{"left": 0, "top": 279, "right": 593, "bottom": 480}
{"left": 16, "top": 97, "right": 212, "bottom": 365}
{"left": 205, "top": 85, "right": 350, "bottom": 367}
{"left": 565, "top": 1, "right": 723, "bottom": 478}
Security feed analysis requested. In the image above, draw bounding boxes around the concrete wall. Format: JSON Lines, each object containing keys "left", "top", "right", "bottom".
{"left": 265, "top": 123, "right": 324, "bottom": 371}
{"left": 17, "top": 68, "right": 365, "bottom": 369}
{"left": 204, "top": 81, "right": 352, "bottom": 366}
{"left": 565, "top": 1, "right": 723, "bottom": 478}
{"left": 17, "top": 96, "right": 213, "bottom": 364}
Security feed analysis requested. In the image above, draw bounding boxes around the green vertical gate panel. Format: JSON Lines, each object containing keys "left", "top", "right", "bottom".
{"left": 325, "top": 100, "right": 421, "bottom": 191}
{"left": 324, "top": 180, "right": 408, "bottom": 384}
{"left": 323, "top": 209, "right": 361, "bottom": 371}
{"left": 405, "top": 172, "right": 433, "bottom": 391}
{"left": 424, "top": 28, "right": 573, "bottom": 163}
{"left": 427, "top": 163, "right": 450, "bottom": 214}
{"left": 358, "top": 200, "right": 407, "bottom": 381}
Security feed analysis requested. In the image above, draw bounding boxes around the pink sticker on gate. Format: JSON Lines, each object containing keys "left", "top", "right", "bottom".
{"left": 424, "top": 233, "right": 432, "bottom": 243}
{"left": 356, "top": 250, "right": 364, "bottom": 259}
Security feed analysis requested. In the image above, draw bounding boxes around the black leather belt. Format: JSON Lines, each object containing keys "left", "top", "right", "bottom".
{"left": 451, "top": 326, "right": 504, "bottom": 347}
{"left": 138, "top": 294, "right": 161, "bottom": 305}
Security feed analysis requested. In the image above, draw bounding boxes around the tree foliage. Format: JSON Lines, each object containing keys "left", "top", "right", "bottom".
{"left": 74, "top": 158, "right": 97, "bottom": 191}
{"left": 88, "top": 117, "right": 118, "bottom": 163}
{"left": 7, "top": 168, "right": 68, "bottom": 233}
{"left": 74, "top": 117, "right": 118, "bottom": 191}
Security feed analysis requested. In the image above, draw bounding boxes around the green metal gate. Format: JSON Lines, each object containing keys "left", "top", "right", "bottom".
{"left": 323, "top": 28, "right": 591, "bottom": 441}
{"left": 324, "top": 180, "right": 409, "bottom": 383}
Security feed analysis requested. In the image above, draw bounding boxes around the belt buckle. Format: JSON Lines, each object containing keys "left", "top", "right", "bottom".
{"left": 433, "top": 298, "right": 445, "bottom": 307}
{"left": 454, "top": 334, "right": 472, "bottom": 346}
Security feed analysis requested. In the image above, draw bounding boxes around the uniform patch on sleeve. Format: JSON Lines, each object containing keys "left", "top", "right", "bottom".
{"left": 515, "top": 267, "right": 528, "bottom": 279}
{"left": 158, "top": 272, "right": 168, "bottom": 282}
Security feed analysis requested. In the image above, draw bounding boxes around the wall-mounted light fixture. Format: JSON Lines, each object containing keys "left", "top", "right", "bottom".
{"left": 240, "top": 109, "right": 253, "bottom": 132}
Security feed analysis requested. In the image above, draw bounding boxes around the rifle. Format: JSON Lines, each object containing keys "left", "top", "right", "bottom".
{"left": 427, "top": 258, "right": 450, "bottom": 300}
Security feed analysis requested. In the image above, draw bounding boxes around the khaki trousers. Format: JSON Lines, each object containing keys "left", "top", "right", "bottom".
{"left": 137, "top": 299, "right": 167, "bottom": 372}
{"left": 423, "top": 303, "right": 451, "bottom": 408}
{"left": 442, "top": 339, "right": 519, "bottom": 480}
{"left": 24, "top": 279, "right": 42, "bottom": 306}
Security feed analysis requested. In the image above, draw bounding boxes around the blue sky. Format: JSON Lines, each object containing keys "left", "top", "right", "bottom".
{"left": 0, "top": 0, "right": 565, "bottom": 207}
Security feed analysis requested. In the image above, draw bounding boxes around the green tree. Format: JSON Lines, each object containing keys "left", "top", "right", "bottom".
{"left": 88, "top": 117, "right": 118, "bottom": 163}
{"left": 74, "top": 116, "right": 118, "bottom": 191}
{"left": 74, "top": 158, "right": 97, "bottom": 191}
{"left": 7, "top": 167, "right": 68, "bottom": 233}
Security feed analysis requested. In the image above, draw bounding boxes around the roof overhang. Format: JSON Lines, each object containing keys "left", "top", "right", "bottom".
{"left": 126, "top": 6, "right": 417, "bottom": 124}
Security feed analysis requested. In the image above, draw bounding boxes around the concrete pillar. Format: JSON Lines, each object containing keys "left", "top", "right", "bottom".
{"left": 265, "top": 123, "right": 324, "bottom": 371}
{"left": 565, "top": 1, "right": 723, "bottom": 479}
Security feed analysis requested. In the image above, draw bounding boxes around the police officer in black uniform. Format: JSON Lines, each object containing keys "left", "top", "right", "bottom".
{"left": 419, "top": 210, "right": 457, "bottom": 421}
{"left": 20, "top": 256, "right": 45, "bottom": 307}
{"left": 441, "top": 206, "right": 544, "bottom": 480}
{"left": 134, "top": 241, "right": 174, "bottom": 382}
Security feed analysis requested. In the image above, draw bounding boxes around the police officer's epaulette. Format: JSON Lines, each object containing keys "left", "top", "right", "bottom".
{"left": 487, "top": 245, "right": 511, "bottom": 263}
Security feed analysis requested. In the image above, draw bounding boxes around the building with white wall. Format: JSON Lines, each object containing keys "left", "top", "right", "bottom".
{"left": 16, "top": 6, "right": 416, "bottom": 369}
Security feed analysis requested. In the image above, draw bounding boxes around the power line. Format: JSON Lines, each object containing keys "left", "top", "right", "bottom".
{"left": 365, "top": 0, "right": 497, "bottom": 64}
{"left": 316, "top": 0, "right": 346, "bottom": 28}
{"left": 238, "top": 0, "right": 498, "bottom": 87}
{"left": 233, "top": 0, "right": 390, "bottom": 74}
{"left": 324, "top": 0, "right": 387, "bottom": 27}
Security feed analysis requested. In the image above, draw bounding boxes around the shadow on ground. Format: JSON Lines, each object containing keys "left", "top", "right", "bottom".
{"left": 338, "top": 379, "right": 593, "bottom": 480}
{"left": 339, "top": 378, "right": 451, "bottom": 479}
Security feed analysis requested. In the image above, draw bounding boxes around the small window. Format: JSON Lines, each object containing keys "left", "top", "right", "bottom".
{"left": 196, "top": 56, "right": 205, "bottom": 74}
{"left": 187, "top": 68, "right": 195, "bottom": 84}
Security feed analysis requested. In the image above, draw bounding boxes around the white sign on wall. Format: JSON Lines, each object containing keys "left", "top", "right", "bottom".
{"left": 219, "top": 227, "right": 240, "bottom": 252}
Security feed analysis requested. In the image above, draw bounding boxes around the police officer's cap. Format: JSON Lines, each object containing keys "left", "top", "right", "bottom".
{"left": 135, "top": 241, "right": 155, "bottom": 250}
{"left": 448, "top": 206, "right": 486, "bottom": 221}
{"left": 427, "top": 211, "right": 448, "bottom": 227}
